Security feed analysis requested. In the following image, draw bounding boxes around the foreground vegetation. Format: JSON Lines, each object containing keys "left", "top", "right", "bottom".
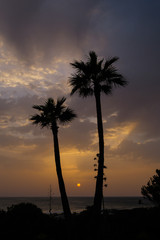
{"left": 0, "top": 202, "right": 159, "bottom": 240}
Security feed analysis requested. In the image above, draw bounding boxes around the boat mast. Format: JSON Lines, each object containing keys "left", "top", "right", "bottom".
{"left": 49, "top": 185, "right": 52, "bottom": 215}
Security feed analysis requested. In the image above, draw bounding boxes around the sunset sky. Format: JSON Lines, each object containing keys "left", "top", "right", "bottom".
{"left": 0, "top": 0, "right": 160, "bottom": 197}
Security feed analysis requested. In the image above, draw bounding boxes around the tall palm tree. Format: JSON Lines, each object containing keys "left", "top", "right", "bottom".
{"left": 69, "top": 51, "right": 128, "bottom": 215}
{"left": 30, "top": 97, "right": 76, "bottom": 219}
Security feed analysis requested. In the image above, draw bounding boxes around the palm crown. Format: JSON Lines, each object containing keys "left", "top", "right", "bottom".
{"left": 30, "top": 97, "right": 76, "bottom": 130}
{"left": 69, "top": 51, "right": 127, "bottom": 97}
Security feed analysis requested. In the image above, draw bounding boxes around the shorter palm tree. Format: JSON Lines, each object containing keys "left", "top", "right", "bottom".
{"left": 30, "top": 97, "right": 76, "bottom": 219}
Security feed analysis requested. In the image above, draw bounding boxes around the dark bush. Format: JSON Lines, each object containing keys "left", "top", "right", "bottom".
{"left": 141, "top": 169, "right": 160, "bottom": 206}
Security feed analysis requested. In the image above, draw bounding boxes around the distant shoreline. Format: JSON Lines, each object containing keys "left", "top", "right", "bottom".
{"left": 0, "top": 196, "right": 153, "bottom": 214}
{"left": 0, "top": 196, "right": 143, "bottom": 198}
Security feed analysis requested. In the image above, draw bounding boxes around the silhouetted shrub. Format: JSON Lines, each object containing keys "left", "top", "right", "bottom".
{"left": 141, "top": 169, "right": 160, "bottom": 206}
{"left": 5, "top": 203, "right": 46, "bottom": 239}
{"left": 7, "top": 202, "right": 43, "bottom": 218}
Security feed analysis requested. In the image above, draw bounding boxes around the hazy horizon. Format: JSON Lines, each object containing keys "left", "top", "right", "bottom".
{"left": 0, "top": 195, "right": 142, "bottom": 198}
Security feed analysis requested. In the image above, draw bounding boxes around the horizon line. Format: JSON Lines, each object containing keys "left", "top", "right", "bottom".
{"left": 0, "top": 195, "right": 143, "bottom": 198}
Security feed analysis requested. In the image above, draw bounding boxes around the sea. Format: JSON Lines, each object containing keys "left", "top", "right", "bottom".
{"left": 0, "top": 197, "right": 153, "bottom": 214}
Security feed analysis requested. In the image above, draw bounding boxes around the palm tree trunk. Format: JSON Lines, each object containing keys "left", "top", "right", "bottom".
{"left": 52, "top": 127, "right": 71, "bottom": 219}
{"left": 93, "top": 91, "right": 104, "bottom": 215}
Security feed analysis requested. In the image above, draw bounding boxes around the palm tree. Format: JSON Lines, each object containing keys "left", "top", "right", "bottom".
{"left": 69, "top": 51, "right": 128, "bottom": 215}
{"left": 30, "top": 97, "right": 76, "bottom": 219}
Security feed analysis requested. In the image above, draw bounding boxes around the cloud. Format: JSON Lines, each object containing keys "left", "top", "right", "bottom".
{"left": 0, "top": 0, "right": 103, "bottom": 63}
{"left": 110, "top": 138, "right": 160, "bottom": 164}
{"left": 0, "top": 96, "right": 96, "bottom": 171}
{"left": 59, "top": 118, "right": 96, "bottom": 151}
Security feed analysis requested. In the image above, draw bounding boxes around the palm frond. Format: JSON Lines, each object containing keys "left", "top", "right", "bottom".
{"left": 32, "top": 105, "right": 44, "bottom": 111}
{"left": 70, "top": 61, "right": 87, "bottom": 75}
{"left": 97, "top": 59, "right": 104, "bottom": 71}
{"left": 30, "top": 114, "right": 41, "bottom": 124}
{"left": 59, "top": 107, "right": 77, "bottom": 124}
{"left": 89, "top": 51, "right": 97, "bottom": 65}
{"left": 69, "top": 74, "right": 92, "bottom": 96}
{"left": 100, "top": 85, "right": 112, "bottom": 95}
{"left": 104, "top": 57, "right": 119, "bottom": 69}
{"left": 55, "top": 97, "right": 66, "bottom": 117}
{"left": 110, "top": 75, "right": 128, "bottom": 88}
{"left": 30, "top": 114, "right": 50, "bottom": 128}
{"left": 100, "top": 64, "right": 128, "bottom": 89}
{"left": 70, "top": 74, "right": 89, "bottom": 86}
{"left": 70, "top": 85, "right": 80, "bottom": 96}
{"left": 45, "top": 98, "right": 55, "bottom": 111}
{"left": 79, "top": 87, "right": 94, "bottom": 97}
{"left": 106, "top": 67, "right": 128, "bottom": 87}
{"left": 56, "top": 97, "right": 66, "bottom": 109}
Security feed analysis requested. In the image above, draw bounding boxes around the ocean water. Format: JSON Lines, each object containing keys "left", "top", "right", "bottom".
{"left": 0, "top": 197, "right": 153, "bottom": 214}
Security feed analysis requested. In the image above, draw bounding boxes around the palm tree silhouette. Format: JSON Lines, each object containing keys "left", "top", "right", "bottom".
{"left": 69, "top": 51, "right": 127, "bottom": 215}
{"left": 30, "top": 97, "right": 76, "bottom": 219}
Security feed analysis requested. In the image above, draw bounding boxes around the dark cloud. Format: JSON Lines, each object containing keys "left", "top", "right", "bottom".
{"left": 67, "top": 0, "right": 160, "bottom": 145}
{"left": 59, "top": 119, "right": 96, "bottom": 151}
{"left": 68, "top": 94, "right": 96, "bottom": 118}
{"left": 0, "top": 95, "right": 96, "bottom": 150}
{"left": 92, "top": 0, "right": 160, "bottom": 143}
{"left": 0, "top": 94, "right": 96, "bottom": 157}
{"left": 110, "top": 139, "right": 160, "bottom": 164}
{"left": 0, "top": 0, "right": 102, "bottom": 62}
